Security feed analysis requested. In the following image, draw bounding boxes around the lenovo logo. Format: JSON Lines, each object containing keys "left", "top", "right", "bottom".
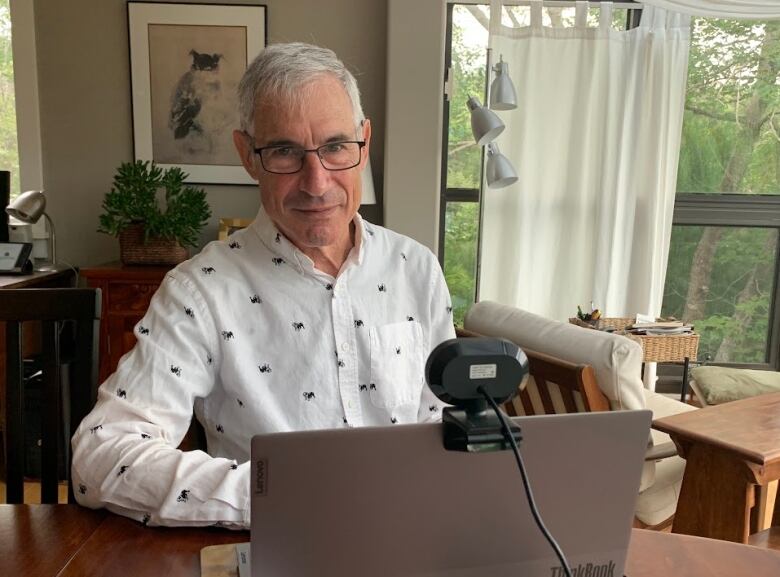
{"left": 255, "top": 459, "right": 267, "bottom": 496}
{"left": 551, "top": 561, "right": 615, "bottom": 577}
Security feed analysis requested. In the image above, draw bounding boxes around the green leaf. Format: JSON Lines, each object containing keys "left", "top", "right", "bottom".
{"left": 97, "top": 160, "right": 211, "bottom": 247}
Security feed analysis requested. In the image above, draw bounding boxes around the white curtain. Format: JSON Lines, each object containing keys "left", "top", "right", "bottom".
{"left": 641, "top": 0, "right": 780, "bottom": 19}
{"left": 479, "top": 1, "right": 691, "bottom": 322}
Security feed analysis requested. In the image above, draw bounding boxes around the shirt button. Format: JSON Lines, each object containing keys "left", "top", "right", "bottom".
{"left": 341, "top": 342, "right": 350, "bottom": 352}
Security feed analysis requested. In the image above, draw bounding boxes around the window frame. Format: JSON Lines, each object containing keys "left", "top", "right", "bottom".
{"left": 668, "top": 193, "right": 780, "bottom": 370}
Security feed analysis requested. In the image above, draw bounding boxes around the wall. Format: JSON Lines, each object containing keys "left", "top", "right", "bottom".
{"left": 32, "top": 0, "right": 387, "bottom": 267}
{"left": 384, "top": 0, "right": 445, "bottom": 254}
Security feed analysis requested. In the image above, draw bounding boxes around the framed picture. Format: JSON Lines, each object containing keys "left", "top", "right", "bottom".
{"left": 128, "top": 2, "right": 267, "bottom": 185}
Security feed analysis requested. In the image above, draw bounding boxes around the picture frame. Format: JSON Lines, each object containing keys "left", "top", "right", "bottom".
{"left": 218, "top": 217, "right": 253, "bottom": 240}
{"left": 128, "top": 2, "right": 267, "bottom": 185}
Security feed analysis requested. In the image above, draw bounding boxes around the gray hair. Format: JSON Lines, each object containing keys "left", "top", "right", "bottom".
{"left": 238, "top": 42, "right": 364, "bottom": 134}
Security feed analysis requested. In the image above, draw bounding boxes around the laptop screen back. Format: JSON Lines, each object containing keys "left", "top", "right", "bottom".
{"left": 251, "top": 410, "right": 651, "bottom": 577}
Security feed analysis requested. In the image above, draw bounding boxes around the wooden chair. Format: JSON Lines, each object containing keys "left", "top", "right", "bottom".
{"left": 457, "top": 326, "right": 610, "bottom": 415}
{"left": 1, "top": 288, "right": 101, "bottom": 503}
{"left": 457, "top": 325, "right": 679, "bottom": 528}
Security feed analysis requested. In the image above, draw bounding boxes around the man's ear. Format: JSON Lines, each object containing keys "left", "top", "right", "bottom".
{"left": 360, "top": 119, "right": 372, "bottom": 169}
{"left": 233, "top": 130, "right": 261, "bottom": 181}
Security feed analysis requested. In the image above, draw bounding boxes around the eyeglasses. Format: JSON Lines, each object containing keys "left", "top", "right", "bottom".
{"left": 253, "top": 141, "right": 366, "bottom": 174}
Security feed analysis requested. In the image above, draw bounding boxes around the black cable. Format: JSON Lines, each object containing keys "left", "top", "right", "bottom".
{"left": 478, "top": 386, "right": 573, "bottom": 577}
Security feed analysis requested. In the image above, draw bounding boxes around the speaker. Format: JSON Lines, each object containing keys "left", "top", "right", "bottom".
{"left": 0, "top": 170, "right": 9, "bottom": 242}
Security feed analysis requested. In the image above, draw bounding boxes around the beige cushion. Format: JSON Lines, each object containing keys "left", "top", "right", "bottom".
{"left": 690, "top": 366, "right": 780, "bottom": 405}
{"left": 464, "top": 301, "right": 646, "bottom": 410}
{"left": 635, "top": 390, "right": 697, "bottom": 526}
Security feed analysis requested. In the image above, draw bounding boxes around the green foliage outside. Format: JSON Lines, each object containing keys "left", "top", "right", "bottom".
{"left": 661, "top": 19, "right": 780, "bottom": 364}
{"left": 98, "top": 161, "right": 211, "bottom": 248}
{"left": 443, "top": 9, "right": 488, "bottom": 326}
{"left": 0, "top": 0, "right": 19, "bottom": 197}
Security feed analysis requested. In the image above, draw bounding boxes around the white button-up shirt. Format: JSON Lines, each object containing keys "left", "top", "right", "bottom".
{"left": 72, "top": 209, "right": 455, "bottom": 528}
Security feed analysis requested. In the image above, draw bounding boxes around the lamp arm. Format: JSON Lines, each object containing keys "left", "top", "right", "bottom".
{"left": 44, "top": 211, "right": 56, "bottom": 265}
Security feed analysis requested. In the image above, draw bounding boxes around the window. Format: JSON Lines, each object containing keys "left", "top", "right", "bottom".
{"left": 0, "top": 0, "right": 19, "bottom": 197}
{"left": 661, "top": 18, "right": 780, "bottom": 368}
{"left": 440, "top": 4, "right": 487, "bottom": 326}
{"left": 440, "top": 3, "right": 636, "bottom": 325}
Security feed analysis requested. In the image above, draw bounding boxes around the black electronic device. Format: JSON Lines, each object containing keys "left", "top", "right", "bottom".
{"left": 425, "top": 337, "right": 529, "bottom": 452}
{"left": 0, "top": 241, "right": 33, "bottom": 274}
{"left": 0, "top": 171, "right": 9, "bottom": 243}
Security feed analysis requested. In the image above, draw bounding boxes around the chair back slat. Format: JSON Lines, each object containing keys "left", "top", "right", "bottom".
{"left": 40, "top": 319, "right": 61, "bottom": 504}
{"left": 4, "top": 320, "right": 24, "bottom": 504}
{"left": 1, "top": 288, "right": 101, "bottom": 504}
{"left": 559, "top": 384, "right": 580, "bottom": 413}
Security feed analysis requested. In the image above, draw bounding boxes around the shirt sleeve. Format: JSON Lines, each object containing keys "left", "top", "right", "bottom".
{"left": 417, "top": 250, "right": 456, "bottom": 422}
{"left": 71, "top": 273, "right": 250, "bottom": 529}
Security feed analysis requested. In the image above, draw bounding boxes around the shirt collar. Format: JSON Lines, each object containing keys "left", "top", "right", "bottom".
{"left": 249, "top": 206, "right": 369, "bottom": 277}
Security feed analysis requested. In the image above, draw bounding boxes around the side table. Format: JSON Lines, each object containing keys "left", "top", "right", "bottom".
{"left": 81, "top": 263, "right": 173, "bottom": 383}
{"left": 571, "top": 317, "right": 699, "bottom": 401}
{"left": 653, "top": 391, "right": 780, "bottom": 543}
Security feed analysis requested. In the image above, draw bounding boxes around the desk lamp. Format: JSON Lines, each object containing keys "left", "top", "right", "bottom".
{"left": 5, "top": 190, "right": 57, "bottom": 271}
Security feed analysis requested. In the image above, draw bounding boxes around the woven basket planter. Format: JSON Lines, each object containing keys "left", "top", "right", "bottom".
{"left": 118, "top": 224, "right": 189, "bottom": 266}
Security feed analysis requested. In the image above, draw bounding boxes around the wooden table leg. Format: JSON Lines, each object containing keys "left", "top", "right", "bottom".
{"left": 752, "top": 480, "right": 778, "bottom": 534}
{"left": 672, "top": 443, "right": 754, "bottom": 543}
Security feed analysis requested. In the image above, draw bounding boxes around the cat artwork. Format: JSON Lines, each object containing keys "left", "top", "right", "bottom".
{"left": 168, "top": 49, "right": 234, "bottom": 161}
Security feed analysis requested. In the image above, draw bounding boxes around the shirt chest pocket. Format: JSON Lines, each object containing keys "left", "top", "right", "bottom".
{"left": 368, "top": 321, "right": 425, "bottom": 409}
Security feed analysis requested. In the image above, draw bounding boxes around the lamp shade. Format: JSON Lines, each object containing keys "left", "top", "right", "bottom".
{"left": 489, "top": 57, "right": 517, "bottom": 111}
{"left": 467, "top": 96, "right": 505, "bottom": 146}
{"left": 361, "top": 158, "right": 377, "bottom": 205}
{"left": 6, "top": 190, "right": 46, "bottom": 223}
{"left": 486, "top": 143, "right": 518, "bottom": 189}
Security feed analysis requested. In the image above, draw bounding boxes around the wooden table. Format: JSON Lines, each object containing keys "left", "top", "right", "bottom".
{"left": 2, "top": 505, "right": 779, "bottom": 577}
{"left": 654, "top": 391, "right": 780, "bottom": 543}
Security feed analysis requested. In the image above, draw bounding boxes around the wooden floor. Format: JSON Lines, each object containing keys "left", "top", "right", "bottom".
{"left": 0, "top": 479, "right": 69, "bottom": 503}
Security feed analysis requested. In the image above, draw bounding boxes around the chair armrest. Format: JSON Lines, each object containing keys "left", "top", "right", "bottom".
{"left": 644, "top": 441, "right": 677, "bottom": 461}
{"left": 455, "top": 326, "right": 482, "bottom": 338}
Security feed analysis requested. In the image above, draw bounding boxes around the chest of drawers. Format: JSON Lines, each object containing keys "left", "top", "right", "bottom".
{"left": 81, "top": 263, "right": 172, "bottom": 383}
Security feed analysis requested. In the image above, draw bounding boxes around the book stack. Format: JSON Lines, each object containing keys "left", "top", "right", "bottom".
{"left": 627, "top": 320, "right": 694, "bottom": 336}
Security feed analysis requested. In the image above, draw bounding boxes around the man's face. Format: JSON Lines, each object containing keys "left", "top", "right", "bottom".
{"left": 234, "top": 75, "right": 371, "bottom": 251}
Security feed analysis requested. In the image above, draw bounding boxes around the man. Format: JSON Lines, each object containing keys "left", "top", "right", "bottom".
{"left": 72, "top": 43, "right": 454, "bottom": 528}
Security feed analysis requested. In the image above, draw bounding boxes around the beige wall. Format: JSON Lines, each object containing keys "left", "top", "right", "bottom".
{"left": 32, "top": 0, "right": 387, "bottom": 267}
{"left": 384, "top": 0, "right": 444, "bottom": 254}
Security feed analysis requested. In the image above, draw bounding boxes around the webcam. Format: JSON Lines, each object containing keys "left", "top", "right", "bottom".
{"left": 426, "top": 337, "right": 529, "bottom": 452}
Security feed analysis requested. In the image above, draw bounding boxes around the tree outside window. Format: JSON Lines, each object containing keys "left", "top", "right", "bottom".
{"left": 662, "top": 18, "right": 780, "bottom": 365}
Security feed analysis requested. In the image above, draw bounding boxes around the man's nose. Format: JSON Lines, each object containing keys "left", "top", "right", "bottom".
{"left": 299, "top": 151, "right": 330, "bottom": 196}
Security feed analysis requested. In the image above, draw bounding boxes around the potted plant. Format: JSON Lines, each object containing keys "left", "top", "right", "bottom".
{"left": 98, "top": 160, "right": 211, "bottom": 265}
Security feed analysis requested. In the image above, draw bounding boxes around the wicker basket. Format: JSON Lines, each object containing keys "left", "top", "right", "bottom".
{"left": 119, "top": 224, "right": 189, "bottom": 266}
{"left": 568, "top": 316, "right": 699, "bottom": 362}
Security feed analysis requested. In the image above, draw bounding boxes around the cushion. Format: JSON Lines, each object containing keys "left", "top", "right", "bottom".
{"left": 464, "top": 301, "right": 646, "bottom": 410}
{"left": 690, "top": 366, "right": 780, "bottom": 405}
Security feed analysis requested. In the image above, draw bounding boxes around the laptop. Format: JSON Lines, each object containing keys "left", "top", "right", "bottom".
{"left": 250, "top": 410, "right": 651, "bottom": 577}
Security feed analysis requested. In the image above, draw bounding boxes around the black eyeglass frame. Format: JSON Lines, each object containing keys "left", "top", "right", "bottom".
{"left": 252, "top": 140, "right": 367, "bottom": 174}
